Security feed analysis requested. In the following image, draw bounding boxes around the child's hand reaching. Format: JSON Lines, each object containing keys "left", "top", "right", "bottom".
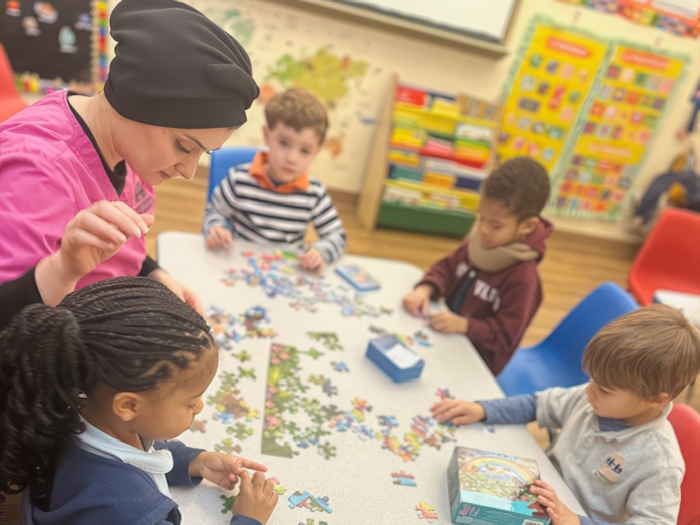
{"left": 431, "top": 399, "right": 485, "bottom": 425}
{"left": 402, "top": 285, "right": 433, "bottom": 317}
{"left": 529, "top": 480, "right": 580, "bottom": 525}
{"left": 299, "top": 248, "right": 324, "bottom": 270}
{"left": 188, "top": 451, "right": 268, "bottom": 490}
{"left": 232, "top": 470, "right": 278, "bottom": 524}
{"left": 206, "top": 225, "right": 233, "bottom": 250}
{"left": 429, "top": 310, "right": 468, "bottom": 334}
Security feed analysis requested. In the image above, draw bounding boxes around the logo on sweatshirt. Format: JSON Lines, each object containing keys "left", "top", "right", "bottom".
{"left": 473, "top": 280, "right": 501, "bottom": 311}
{"left": 133, "top": 182, "right": 154, "bottom": 215}
{"left": 594, "top": 452, "right": 626, "bottom": 483}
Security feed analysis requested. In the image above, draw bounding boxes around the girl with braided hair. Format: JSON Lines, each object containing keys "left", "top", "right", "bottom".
{"left": 0, "top": 276, "right": 278, "bottom": 525}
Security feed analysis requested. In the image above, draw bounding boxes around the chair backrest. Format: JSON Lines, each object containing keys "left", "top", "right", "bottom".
{"left": 543, "top": 281, "right": 639, "bottom": 367}
{"left": 628, "top": 207, "right": 700, "bottom": 305}
{"left": 496, "top": 281, "right": 638, "bottom": 396}
{"left": 0, "top": 43, "right": 28, "bottom": 122}
{"left": 667, "top": 403, "right": 700, "bottom": 525}
{"left": 206, "top": 146, "right": 261, "bottom": 201}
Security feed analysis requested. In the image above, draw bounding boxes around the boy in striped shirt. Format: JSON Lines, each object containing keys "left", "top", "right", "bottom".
{"left": 203, "top": 88, "right": 346, "bottom": 269}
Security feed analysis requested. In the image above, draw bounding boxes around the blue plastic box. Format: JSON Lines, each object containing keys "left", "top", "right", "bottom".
{"left": 365, "top": 335, "right": 424, "bottom": 382}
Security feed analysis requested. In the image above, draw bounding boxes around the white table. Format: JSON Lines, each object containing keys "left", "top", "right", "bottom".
{"left": 653, "top": 289, "right": 700, "bottom": 328}
{"left": 157, "top": 231, "right": 585, "bottom": 524}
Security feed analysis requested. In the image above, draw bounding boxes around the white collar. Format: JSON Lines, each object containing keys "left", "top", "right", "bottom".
{"left": 76, "top": 420, "right": 173, "bottom": 497}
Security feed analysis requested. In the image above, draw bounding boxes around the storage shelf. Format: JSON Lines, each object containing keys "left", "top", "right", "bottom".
{"left": 357, "top": 77, "right": 499, "bottom": 236}
{"left": 377, "top": 201, "right": 476, "bottom": 238}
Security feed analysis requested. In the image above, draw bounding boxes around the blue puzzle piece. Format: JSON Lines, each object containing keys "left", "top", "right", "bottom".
{"left": 288, "top": 491, "right": 311, "bottom": 509}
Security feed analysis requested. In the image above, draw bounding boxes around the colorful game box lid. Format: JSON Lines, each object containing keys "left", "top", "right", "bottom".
{"left": 335, "top": 264, "right": 380, "bottom": 291}
{"left": 447, "top": 446, "right": 550, "bottom": 524}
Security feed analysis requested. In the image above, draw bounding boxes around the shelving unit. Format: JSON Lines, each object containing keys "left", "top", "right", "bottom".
{"left": 357, "top": 76, "right": 499, "bottom": 238}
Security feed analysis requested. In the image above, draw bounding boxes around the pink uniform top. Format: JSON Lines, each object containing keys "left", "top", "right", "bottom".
{"left": 0, "top": 90, "right": 155, "bottom": 289}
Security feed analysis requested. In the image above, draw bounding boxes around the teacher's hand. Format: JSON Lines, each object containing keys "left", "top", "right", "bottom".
{"left": 36, "top": 201, "right": 152, "bottom": 306}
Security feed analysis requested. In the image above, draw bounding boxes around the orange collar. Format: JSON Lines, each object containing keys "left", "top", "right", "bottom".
{"left": 248, "top": 151, "right": 310, "bottom": 193}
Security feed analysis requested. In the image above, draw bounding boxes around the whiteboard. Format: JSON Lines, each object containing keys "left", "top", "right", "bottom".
{"left": 337, "top": 0, "right": 518, "bottom": 42}
{"left": 267, "top": 0, "right": 518, "bottom": 57}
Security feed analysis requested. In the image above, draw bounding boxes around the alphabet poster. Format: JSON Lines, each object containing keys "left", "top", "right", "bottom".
{"left": 551, "top": 44, "right": 686, "bottom": 219}
{"left": 500, "top": 19, "right": 688, "bottom": 221}
{"left": 497, "top": 23, "right": 609, "bottom": 172}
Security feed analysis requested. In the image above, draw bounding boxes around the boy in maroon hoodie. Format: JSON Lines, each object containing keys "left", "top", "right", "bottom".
{"left": 403, "top": 157, "right": 552, "bottom": 375}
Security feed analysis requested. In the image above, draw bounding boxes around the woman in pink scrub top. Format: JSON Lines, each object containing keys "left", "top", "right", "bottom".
{"left": 0, "top": 0, "right": 259, "bottom": 328}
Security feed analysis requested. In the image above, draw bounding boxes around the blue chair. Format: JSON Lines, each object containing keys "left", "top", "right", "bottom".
{"left": 206, "top": 146, "right": 262, "bottom": 201}
{"left": 496, "top": 281, "right": 638, "bottom": 397}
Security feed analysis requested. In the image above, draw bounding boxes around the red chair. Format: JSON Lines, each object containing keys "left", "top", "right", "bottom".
{"left": 627, "top": 208, "right": 700, "bottom": 305}
{"left": 668, "top": 403, "right": 700, "bottom": 525}
{"left": 0, "top": 43, "right": 28, "bottom": 122}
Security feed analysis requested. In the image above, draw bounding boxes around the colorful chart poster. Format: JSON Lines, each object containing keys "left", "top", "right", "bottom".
{"left": 555, "top": 0, "right": 699, "bottom": 40}
{"left": 551, "top": 45, "right": 686, "bottom": 219}
{"left": 497, "top": 24, "right": 609, "bottom": 172}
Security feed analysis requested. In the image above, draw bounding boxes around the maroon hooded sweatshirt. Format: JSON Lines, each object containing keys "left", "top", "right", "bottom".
{"left": 417, "top": 218, "right": 553, "bottom": 375}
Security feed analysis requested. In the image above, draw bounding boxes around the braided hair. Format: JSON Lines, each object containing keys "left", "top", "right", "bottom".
{"left": 0, "top": 276, "right": 213, "bottom": 510}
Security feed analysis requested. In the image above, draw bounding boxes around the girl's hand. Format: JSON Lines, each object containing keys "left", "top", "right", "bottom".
{"left": 188, "top": 451, "right": 268, "bottom": 490}
{"left": 299, "top": 248, "right": 324, "bottom": 270}
{"left": 431, "top": 399, "right": 485, "bottom": 425}
{"left": 529, "top": 479, "right": 580, "bottom": 525}
{"left": 402, "top": 285, "right": 432, "bottom": 317}
{"left": 429, "top": 310, "right": 468, "bottom": 334}
{"left": 35, "top": 201, "right": 153, "bottom": 306}
{"left": 206, "top": 225, "right": 233, "bottom": 250}
{"left": 232, "top": 471, "right": 278, "bottom": 523}
{"left": 149, "top": 269, "right": 203, "bottom": 314}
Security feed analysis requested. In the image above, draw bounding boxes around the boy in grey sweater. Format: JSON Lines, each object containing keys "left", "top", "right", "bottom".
{"left": 432, "top": 304, "right": 700, "bottom": 525}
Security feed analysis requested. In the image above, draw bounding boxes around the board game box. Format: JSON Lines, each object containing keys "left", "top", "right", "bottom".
{"left": 366, "top": 334, "right": 424, "bottom": 382}
{"left": 335, "top": 264, "right": 381, "bottom": 291}
{"left": 447, "top": 446, "right": 551, "bottom": 525}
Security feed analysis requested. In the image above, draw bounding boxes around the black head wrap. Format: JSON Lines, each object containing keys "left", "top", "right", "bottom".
{"left": 104, "top": 0, "right": 260, "bottom": 129}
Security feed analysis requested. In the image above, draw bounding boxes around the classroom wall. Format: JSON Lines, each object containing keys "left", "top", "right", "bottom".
{"left": 106, "top": 0, "right": 700, "bottom": 240}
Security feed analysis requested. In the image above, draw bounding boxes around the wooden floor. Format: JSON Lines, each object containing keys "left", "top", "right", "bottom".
{"left": 148, "top": 171, "right": 700, "bottom": 422}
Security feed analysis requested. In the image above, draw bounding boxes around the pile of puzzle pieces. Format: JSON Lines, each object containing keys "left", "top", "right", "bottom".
{"left": 288, "top": 490, "right": 332, "bottom": 514}
{"left": 219, "top": 251, "right": 393, "bottom": 318}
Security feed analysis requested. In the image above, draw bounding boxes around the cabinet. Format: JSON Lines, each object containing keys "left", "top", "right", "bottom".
{"left": 357, "top": 76, "right": 499, "bottom": 238}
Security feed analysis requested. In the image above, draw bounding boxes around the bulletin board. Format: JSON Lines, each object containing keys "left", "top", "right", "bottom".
{"left": 499, "top": 18, "right": 688, "bottom": 221}
{"left": 551, "top": 44, "right": 686, "bottom": 219}
{"left": 496, "top": 23, "right": 609, "bottom": 172}
{"left": 0, "top": 0, "right": 107, "bottom": 92}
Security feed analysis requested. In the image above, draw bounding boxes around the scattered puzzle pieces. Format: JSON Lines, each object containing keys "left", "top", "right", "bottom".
{"left": 416, "top": 501, "right": 438, "bottom": 523}
{"left": 322, "top": 378, "right": 338, "bottom": 397}
{"left": 435, "top": 387, "right": 454, "bottom": 400}
{"left": 330, "top": 360, "right": 349, "bottom": 372}
{"left": 288, "top": 491, "right": 332, "bottom": 513}
{"left": 391, "top": 470, "right": 417, "bottom": 487}
{"left": 207, "top": 304, "right": 277, "bottom": 352}
{"left": 307, "top": 331, "right": 344, "bottom": 351}
{"left": 218, "top": 252, "right": 392, "bottom": 318}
